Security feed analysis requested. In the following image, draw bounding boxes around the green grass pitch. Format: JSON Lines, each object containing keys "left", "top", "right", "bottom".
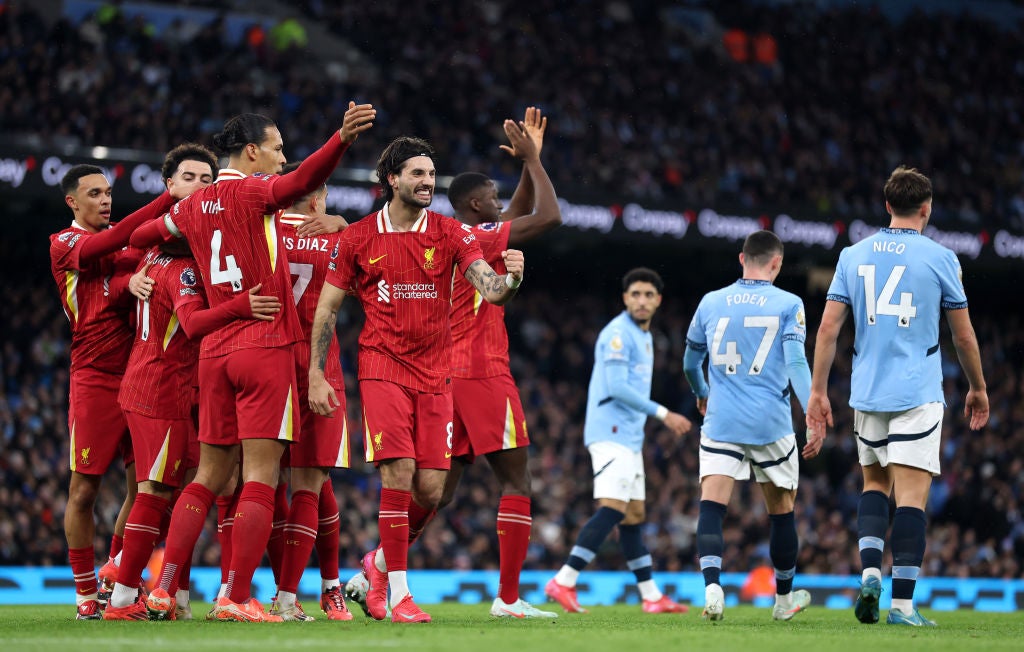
{"left": 2, "top": 604, "right": 1021, "bottom": 652}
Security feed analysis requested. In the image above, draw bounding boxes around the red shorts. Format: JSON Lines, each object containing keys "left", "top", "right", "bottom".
{"left": 289, "top": 381, "right": 350, "bottom": 469}
{"left": 69, "top": 368, "right": 131, "bottom": 475}
{"left": 360, "top": 379, "right": 452, "bottom": 469}
{"left": 124, "top": 410, "right": 196, "bottom": 487}
{"left": 452, "top": 374, "right": 530, "bottom": 462}
{"left": 198, "top": 347, "right": 299, "bottom": 446}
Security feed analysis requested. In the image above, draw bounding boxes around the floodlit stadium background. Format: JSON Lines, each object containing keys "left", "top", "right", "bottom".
{"left": 1, "top": 0, "right": 1021, "bottom": 609}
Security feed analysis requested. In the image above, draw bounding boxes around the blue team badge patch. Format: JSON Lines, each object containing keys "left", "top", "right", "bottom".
{"left": 478, "top": 222, "right": 500, "bottom": 232}
{"left": 180, "top": 268, "right": 198, "bottom": 287}
{"left": 330, "top": 242, "right": 339, "bottom": 259}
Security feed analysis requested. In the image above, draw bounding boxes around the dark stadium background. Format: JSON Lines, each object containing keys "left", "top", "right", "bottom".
{"left": 1, "top": 0, "right": 1021, "bottom": 593}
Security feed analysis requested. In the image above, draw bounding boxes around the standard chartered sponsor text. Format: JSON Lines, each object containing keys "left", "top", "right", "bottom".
{"left": 393, "top": 282, "right": 438, "bottom": 299}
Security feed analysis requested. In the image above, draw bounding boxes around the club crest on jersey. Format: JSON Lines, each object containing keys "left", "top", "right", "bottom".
{"left": 423, "top": 247, "right": 436, "bottom": 270}
{"left": 330, "top": 242, "right": 339, "bottom": 259}
{"left": 373, "top": 431, "right": 384, "bottom": 451}
{"left": 478, "top": 222, "right": 500, "bottom": 232}
{"left": 80, "top": 447, "right": 91, "bottom": 466}
{"left": 180, "top": 268, "right": 198, "bottom": 287}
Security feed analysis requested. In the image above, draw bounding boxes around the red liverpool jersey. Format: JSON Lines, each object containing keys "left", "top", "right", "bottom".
{"left": 119, "top": 251, "right": 205, "bottom": 418}
{"left": 279, "top": 212, "right": 344, "bottom": 387}
{"left": 449, "top": 221, "right": 512, "bottom": 379}
{"left": 49, "top": 224, "right": 135, "bottom": 374}
{"left": 327, "top": 206, "right": 484, "bottom": 393}
{"left": 165, "top": 169, "right": 301, "bottom": 358}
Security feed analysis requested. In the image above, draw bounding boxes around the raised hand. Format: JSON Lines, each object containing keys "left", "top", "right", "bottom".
{"left": 247, "top": 283, "right": 282, "bottom": 321}
{"left": 522, "top": 106, "right": 547, "bottom": 155}
{"left": 339, "top": 101, "right": 376, "bottom": 143}
{"left": 499, "top": 119, "right": 538, "bottom": 162}
{"left": 501, "top": 249, "right": 525, "bottom": 283}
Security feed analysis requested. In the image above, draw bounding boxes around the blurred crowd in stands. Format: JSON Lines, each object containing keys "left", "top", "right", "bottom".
{"left": 2, "top": 229, "right": 1021, "bottom": 580}
{"left": 1, "top": 1, "right": 1023, "bottom": 228}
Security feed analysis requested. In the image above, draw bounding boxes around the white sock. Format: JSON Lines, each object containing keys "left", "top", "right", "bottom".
{"left": 175, "top": 589, "right": 190, "bottom": 607}
{"left": 277, "top": 590, "right": 297, "bottom": 609}
{"left": 775, "top": 592, "right": 792, "bottom": 609}
{"left": 110, "top": 582, "right": 137, "bottom": 608}
{"left": 76, "top": 592, "right": 98, "bottom": 606}
{"left": 891, "top": 598, "right": 913, "bottom": 615}
{"left": 114, "top": 550, "right": 123, "bottom": 565}
{"left": 554, "top": 565, "right": 579, "bottom": 587}
{"left": 389, "top": 570, "right": 410, "bottom": 606}
{"left": 374, "top": 547, "right": 387, "bottom": 573}
{"left": 637, "top": 580, "right": 661, "bottom": 601}
{"left": 862, "top": 568, "right": 882, "bottom": 583}
{"left": 217, "top": 583, "right": 228, "bottom": 599}
{"left": 322, "top": 577, "right": 341, "bottom": 591}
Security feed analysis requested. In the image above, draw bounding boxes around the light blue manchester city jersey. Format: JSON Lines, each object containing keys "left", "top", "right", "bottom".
{"left": 686, "top": 280, "right": 806, "bottom": 445}
{"left": 827, "top": 227, "right": 967, "bottom": 411}
{"left": 584, "top": 311, "right": 656, "bottom": 452}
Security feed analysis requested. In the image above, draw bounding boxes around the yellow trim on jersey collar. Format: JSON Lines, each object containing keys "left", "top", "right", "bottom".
{"left": 215, "top": 168, "right": 247, "bottom": 183}
{"left": 279, "top": 212, "right": 307, "bottom": 226}
{"left": 378, "top": 203, "right": 427, "bottom": 233}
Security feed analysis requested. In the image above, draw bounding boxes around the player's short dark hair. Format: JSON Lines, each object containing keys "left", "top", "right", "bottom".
{"left": 375, "top": 136, "right": 435, "bottom": 202}
{"left": 742, "top": 230, "right": 784, "bottom": 266}
{"left": 447, "top": 172, "right": 491, "bottom": 210}
{"left": 884, "top": 166, "right": 933, "bottom": 217}
{"left": 622, "top": 267, "right": 664, "bottom": 294}
{"left": 281, "top": 160, "right": 326, "bottom": 203}
{"left": 162, "top": 142, "right": 218, "bottom": 181}
{"left": 211, "top": 113, "right": 277, "bottom": 156}
{"left": 60, "top": 164, "right": 105, "bottom": 195}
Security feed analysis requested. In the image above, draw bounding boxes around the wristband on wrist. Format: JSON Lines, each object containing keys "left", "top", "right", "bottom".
{"left": 505, "top": 274, "right": 522, "bottom": 290}
{"left": 655, "top": 405, "right": 669, "bottom": 421}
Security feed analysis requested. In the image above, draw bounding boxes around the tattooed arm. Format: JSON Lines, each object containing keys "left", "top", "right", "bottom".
{"left": 463, "top": 249, "right": 525, "bottom": 306}
{"left": 309, "top": 281, "right": 347, "bottom": 416}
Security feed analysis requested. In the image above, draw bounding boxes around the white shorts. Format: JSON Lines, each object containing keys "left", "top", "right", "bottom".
{"left": 698, "top": 433, "right": 799, "bottom": 490}
{"left": 854, "top": 402, "right": 944, "bottom": 476}
{"left": 588, "top": 441, "right": 645, "bottom": 502}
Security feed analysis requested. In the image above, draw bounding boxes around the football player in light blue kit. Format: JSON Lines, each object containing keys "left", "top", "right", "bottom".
{"left": 683, "top": 230, "right": 816, "bottom": 623}
{"left": 807, "top": 166, "right": 989, "bottom": 627}
{"left": 545, "top": 268, "right": 692, "bottom": 615}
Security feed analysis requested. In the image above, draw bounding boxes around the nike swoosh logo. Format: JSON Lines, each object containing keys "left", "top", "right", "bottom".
{"left": 369, "top": 254, "right": 387, "bottom": 264}
{"left": 445, "top": 452, "right": 452, "bottom": 458}
{"left": 593, "top": 459, "right": 614, "bottom": 478}
{"left": 498, "top": 608, "right": 525, "bottom": 619}
{"left": 398, "top": 612, "right": 419, "bottom": 620}
{"left": 389, "top": 523, "right": 407, "bottom": 528}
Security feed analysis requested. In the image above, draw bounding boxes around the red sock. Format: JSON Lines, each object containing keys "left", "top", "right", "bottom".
{"left": 109, "top": 534, "right": 124, "bottom": 561}
{"left": 69, "top": 546, "right": 97, "bottom": 597}
{"left": 496, "top": 495, "right": 532, "bottom": 604}
{"left": 278, "top": 490, "right": 320, "bottom": 594}
{"left": 158, "top": 483, "right": 214, "bottom": 593}
{"left": 379, "top": 488, "right": 411, "bottom": 572}
{"left": 215, "top": 494, "right": 236, "bottom": 584}
{"left": 315, "top": 480, "right": 340, "bottom": 582}
{"left": 117, "top": 493, "right": 168, "bottom": 589}
{"left": 158, "top": 492, "right": 177, "bottom": 546}
{"left": 407, "top": 499, "right": 436, "bottom": 546}
{"left": 265, "top": 482, "right": 288, "bottom": 585}
{"left": 227, "top": 481, "right": 277, "bottom": 603}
